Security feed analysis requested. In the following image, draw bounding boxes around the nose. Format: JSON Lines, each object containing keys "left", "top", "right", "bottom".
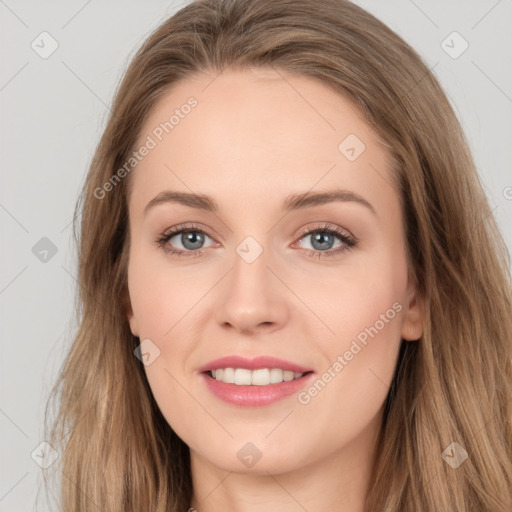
{"left": 215, "top": 243, "right": 290, "bottom": 335}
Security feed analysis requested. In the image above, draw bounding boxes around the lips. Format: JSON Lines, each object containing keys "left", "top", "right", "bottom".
{"left": 197, "top": 355, "right": 315, "bottom": 407}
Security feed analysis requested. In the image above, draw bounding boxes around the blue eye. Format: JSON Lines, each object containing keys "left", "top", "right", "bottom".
{"left": 155, "top": 223, "right": 357, "bottom": 259}
{"left": 156, "top": 224, "right": 215, "bottom": 258}
{"left": 296, "top": 226, "right": 355, "bottom": 255}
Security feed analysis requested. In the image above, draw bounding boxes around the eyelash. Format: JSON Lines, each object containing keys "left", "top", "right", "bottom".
{"left": 155, "top": 223, "right": 357, "bottom": 259}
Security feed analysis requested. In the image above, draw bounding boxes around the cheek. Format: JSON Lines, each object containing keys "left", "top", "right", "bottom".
{"left": 293, "top": 245, "right": 407, "bottom": 344}
{"left": 300, "top": 248, "right": 407, "bottom": 407}
{"left": 126, "top": 249, "right": 198, "bottom": 405}
{"left": 127, "top": 249, "right": 184, "bottom": 338}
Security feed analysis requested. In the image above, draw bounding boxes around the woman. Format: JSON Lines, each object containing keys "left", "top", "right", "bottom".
{"left": 43, "top": 0, "right": 512, "bottom": 510}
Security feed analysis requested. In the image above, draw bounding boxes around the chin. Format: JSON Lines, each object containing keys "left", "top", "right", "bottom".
{"left": 189, "top": 437, "right": 311, "bottom": 476}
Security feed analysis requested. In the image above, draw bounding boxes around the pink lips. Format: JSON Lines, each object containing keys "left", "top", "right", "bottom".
{"left": 198, "top": 355, "right": 315, "bottom": 407}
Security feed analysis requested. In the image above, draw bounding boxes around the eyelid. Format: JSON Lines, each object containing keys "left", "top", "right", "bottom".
{"left": 294, "top": 222, "right": 355, "bottom": 242}
{"left": 158, "top": 222, "right": 354, "bottom": 242}
{"left": 158, "top": 223, "right": 214, "bottom": 240}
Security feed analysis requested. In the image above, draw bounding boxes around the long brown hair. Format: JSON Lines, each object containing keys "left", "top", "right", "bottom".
{"left": 43, "top": 0, "right": 512, "bottom": 510}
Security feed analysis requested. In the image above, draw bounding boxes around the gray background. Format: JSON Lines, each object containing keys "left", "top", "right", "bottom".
{"left": 1, "top": 0, "right": 511, "bottom": 510}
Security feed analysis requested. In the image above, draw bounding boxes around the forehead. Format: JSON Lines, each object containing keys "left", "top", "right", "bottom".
{"left": 128, "top": 68, "right": 396, "bottom": 216}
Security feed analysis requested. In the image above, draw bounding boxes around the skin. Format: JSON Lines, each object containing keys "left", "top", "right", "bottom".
{"left": 125, "top": 67, "right": 423, "bottom": 512}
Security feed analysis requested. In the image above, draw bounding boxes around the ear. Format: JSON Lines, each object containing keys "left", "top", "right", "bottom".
{"left": 120, "top": 285, "right": 140, "bottom": 337}
{"left": 401, "top": 275, "right": 424, "bottom": 342}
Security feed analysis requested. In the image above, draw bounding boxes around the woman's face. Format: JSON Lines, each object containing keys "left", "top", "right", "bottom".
{"left": 125, "top": 67, "right": 423, "bottom": 475}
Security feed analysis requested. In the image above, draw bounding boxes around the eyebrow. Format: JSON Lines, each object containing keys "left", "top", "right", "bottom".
{"left": 143, "top": 189, "right": 377, "bottom": 216}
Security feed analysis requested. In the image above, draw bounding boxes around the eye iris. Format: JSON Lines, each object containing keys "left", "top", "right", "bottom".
{"left": 311, "top": 232, "right": 334, "bottom": 251}
{"left": 182, "top": 231, "right": 204, "bottom": 250}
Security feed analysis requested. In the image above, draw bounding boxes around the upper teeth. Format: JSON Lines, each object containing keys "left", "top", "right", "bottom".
{"left": 211, "top": 368, "right": 304, "bottom": 386}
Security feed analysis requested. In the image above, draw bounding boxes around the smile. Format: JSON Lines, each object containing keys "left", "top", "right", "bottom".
{"left": 208, "top": 368, "right": 306, "bottom": 385}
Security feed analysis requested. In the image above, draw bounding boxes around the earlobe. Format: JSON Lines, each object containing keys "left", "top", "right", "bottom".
{"left": 127, "top": 313, "right": 140, "bottom": 337}
{"left": 402, "top": 321, "right": 421, "bottom": 342}
{"left": 126, "top": 302, "right": 140, "bottom": 337}
{"left": 121, "top": 286, "right": 139, "bottom": 337}
{"left": 401, "top": 286, "right": 424, "bottom": 342}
